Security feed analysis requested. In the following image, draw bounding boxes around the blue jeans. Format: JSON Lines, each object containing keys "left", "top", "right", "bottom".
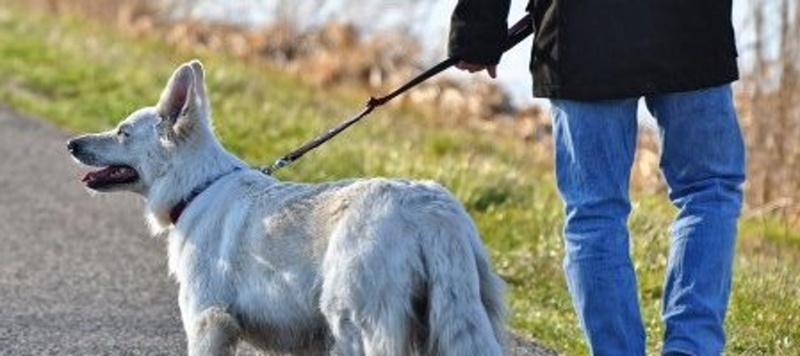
{"left": 550, "top": 84, "right": 745, "bottom": 355}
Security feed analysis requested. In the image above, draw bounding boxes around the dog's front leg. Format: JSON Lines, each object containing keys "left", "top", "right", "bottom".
{"left": 188, "top": 307, "right": 241, "bottom": 356}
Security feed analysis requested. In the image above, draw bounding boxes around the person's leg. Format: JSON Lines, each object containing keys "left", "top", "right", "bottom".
{"left": 551, "top": 99, "right": 646, "bottom": 355}
{"left": 645, "top": 84, "right": 746, "bottom": 355}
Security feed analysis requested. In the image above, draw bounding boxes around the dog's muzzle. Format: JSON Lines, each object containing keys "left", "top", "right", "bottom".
{"left": 67, "top": 138, "right": 83, "bottom": 156}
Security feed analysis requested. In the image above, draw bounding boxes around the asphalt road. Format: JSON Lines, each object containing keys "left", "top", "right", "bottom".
{"left": 0, "top": 107, "right": 186, "bottom": 354}
{"left": 0, "top": 107, "right": 553, "bottom": 356}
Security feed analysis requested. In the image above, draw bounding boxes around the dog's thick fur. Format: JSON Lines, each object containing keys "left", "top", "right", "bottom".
{"left": 68, "top": 60, "right": 507, "bottom": 355}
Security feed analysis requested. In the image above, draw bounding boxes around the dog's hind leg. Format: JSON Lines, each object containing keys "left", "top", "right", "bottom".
{"left": 323, "top": 306, "right": 409, "bottom": 356}
{"left": 188, "top": 307, "right": 241, "bottom": 356}
{"left": 320, "top": 234, "right": 419, "bottom": 355}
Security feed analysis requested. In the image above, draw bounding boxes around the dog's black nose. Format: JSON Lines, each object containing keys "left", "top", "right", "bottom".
{"left": 67, "top": 138, "right": 81, "bottom": 154}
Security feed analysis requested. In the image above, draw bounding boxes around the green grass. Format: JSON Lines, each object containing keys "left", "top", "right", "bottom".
{"left": 1, "top": 4, "right": 798, "bottom": 355}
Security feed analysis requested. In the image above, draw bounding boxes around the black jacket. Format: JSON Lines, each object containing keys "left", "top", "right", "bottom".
{"left": 449, "top": 0, "right": 739, "bottom": 100}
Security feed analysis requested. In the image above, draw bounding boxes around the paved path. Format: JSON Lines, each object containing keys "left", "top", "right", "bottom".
{"left": 0, "top": 107, "right": 553, "bottom": 355}
{"left": 0, "top": 107, "right": 185, "bottom": 354}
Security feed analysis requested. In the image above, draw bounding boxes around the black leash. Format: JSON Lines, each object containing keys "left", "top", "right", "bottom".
{"left": 260, "top": 14, "right": 534, "bottom": 176}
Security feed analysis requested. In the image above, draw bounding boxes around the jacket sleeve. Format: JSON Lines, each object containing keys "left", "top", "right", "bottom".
{"left": 448, "top": 0, "right": 511, "bottom": 65}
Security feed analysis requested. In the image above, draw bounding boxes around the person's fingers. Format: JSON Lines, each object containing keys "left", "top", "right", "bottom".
{"left": 456, "top": 61, "right": 497, "bottom": 79}
{"left": 487, "top": 65, "right": 497, "bottom": 79}
{"left": 456, "top": 61, "right": 484, "bottom": 72}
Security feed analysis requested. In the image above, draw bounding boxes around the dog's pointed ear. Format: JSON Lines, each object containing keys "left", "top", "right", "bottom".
{"left": 187, "top": 59, "right": 210, "bottom": 115}
{"left": 157, "top": 63, "right": 196, "bottom": 124}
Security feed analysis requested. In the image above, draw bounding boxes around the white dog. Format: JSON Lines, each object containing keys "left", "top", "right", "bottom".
{"left": 67, "top": 60, "right": 507, "bottom": 356}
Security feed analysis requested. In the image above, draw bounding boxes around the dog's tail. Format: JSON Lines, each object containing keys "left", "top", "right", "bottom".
{"left": 418, "top": 199, "right": 507, "bottom": 356}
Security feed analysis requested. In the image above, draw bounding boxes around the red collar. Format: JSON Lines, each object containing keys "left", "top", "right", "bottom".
{"left": 169, "top": 200, "right": 190, "bottom": 225}
{"left": 168, "top": 168, "right": 243, "bottom": 225}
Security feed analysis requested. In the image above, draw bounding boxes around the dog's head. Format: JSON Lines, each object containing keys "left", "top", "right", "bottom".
{"left": 67, "top": 60, "right": 213, "bottom": 194}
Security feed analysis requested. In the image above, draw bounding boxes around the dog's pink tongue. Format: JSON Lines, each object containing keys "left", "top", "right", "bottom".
{"left": 82, "top": 167, "right": 115, "bottom": 183}
{"left": 81, "top": 166, "right": 137, "bottom": 187}
{"left": 81, "top": 169, "right": 104, "bottom": 183}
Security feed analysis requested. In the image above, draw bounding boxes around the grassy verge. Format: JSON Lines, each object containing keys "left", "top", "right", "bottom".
{"left": 1, "top": 4, "right": 798, "bottom": 355}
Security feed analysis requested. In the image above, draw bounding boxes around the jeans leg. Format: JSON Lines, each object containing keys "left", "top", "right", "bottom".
{"left": 645, "top": 84, "right": 746, "bottom": 355}
{"left": 551, "top": 99, "right": 646, "bottom": 355}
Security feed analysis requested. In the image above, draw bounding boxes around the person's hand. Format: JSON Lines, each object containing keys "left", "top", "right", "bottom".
{"left": 455, "top": 61, "right": 497, "bottom": 79}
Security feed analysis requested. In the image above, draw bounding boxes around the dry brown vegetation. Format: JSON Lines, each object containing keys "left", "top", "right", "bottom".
{"left": 738, "top": 0, "right": 800, "bottom": 223}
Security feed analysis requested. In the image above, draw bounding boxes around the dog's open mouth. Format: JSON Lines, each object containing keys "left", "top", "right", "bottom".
{"left": 81, "top": 165, "right": 139, "bottom": 189}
